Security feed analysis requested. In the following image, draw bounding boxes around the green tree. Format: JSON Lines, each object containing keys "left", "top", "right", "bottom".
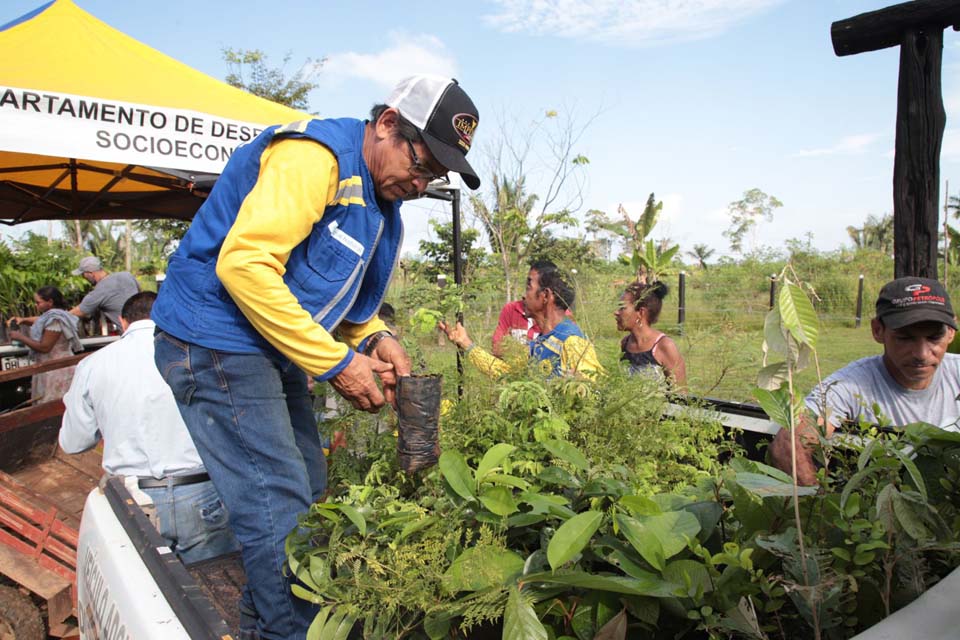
{"left": 846, "top": 213, "right": 893, "bottom": 254}
{"left": 603, "top": 194, "right": 680, "bottom": 282}
{"left": 468, "top": 108, "right": 596, "bottom": 301}
{"left": 525, "top": 231, "right": 597, "bottom": 268}
{"left": 723, "top": 188, "right": 783, "bottom": 254}
{"left": 222, "top": 48, "right": 323, "bottom": 111}
{"left": 417, "top": 219, "right": 486, "bottom": 283}
{"left": 583, "top": 208, "right": 618, "bottom": 261}
{"left": 686, "top": 243, "right": 715, "bottom": 269}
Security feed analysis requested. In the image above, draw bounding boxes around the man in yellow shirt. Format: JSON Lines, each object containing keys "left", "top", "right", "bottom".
{"left": 151, "top": 76, "right": 480, "bottom": 640}
{"left": 439, "top": 261, "right": 602, "bottom": 379}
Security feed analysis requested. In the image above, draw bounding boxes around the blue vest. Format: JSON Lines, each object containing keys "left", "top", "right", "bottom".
{"left": 530, "top": 318, "right": 585, "bottom": 377}
{"left": 152, "top": 118, "right": 402, "bottom": 367}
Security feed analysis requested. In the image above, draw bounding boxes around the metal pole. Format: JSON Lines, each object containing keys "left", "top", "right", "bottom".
{"left": 854, "top": 274, "right": 864, "bottom": 328}
{"left": 677, "top": 271, "right": 686, "bottom": 335}
{"left": 944, "top": 180, "right": 950, "bottom": 287}
{"left": 768, "top": 275, "right": 777, "bottom": 310}
{"left": 451, "top": 188, "right": 464, "bottom": 398}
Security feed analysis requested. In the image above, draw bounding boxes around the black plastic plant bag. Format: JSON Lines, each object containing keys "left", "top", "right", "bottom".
{"left": 396, "top": 374, "right": 441, "bottom": 473}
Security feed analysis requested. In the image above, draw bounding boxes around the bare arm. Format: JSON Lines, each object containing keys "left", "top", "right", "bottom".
{"left": 9, "top": 328, "right": 61, "bottom": 354}
{"left": 654, "top": 336, "right": 687, "bottom": 390}
{"left": 769, "top": 414, "right": 835, "bottom": 486}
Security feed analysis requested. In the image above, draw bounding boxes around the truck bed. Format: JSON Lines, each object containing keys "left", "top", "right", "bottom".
{"left": 186, "top": 552, "right": 246, "bottom": 634}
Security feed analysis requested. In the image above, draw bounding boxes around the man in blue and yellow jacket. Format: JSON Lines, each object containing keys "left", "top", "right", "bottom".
{"left": 151, "top": 75, "right": 480, "bottom": 640}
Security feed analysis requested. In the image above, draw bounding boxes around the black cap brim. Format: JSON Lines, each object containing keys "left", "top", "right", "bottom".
{"left": 882, "top": 308, "right": 958, "bottom": 331}
{"left": 421, "top": 129, "right": 481, "bottom": 190}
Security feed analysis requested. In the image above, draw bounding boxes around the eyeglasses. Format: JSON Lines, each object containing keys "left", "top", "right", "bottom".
{"left": 405, "top": 139, "right": 449, "bottom": 184}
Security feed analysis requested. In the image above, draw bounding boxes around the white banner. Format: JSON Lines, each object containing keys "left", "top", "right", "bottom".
{"left": 0, "top": 85, "right": 271, "bottom": 174}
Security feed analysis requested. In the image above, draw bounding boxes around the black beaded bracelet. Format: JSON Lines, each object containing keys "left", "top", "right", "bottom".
{"left": 363, "top": 330, "right": 395, "bottom": 356}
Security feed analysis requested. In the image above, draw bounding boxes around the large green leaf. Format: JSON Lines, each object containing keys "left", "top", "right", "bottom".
{"left": 756, "top": 362, "right": 789, "bottom": 391}
{"left": 751, "top": 387, "right": 791, "bottom": 427}
{"left": 892, "top": 492, "right": 931, "bottom": 540}
{"left": 520, "top": 492, "right": 576, "bottom": 519}
{"left": 762, "top": 305, "right": 788, "bottom": 361}
{"left": 616, "top": 512, "right": 701, "bottom": 571}
{"left": 443, "top": 546, "right": 525, "bottom": 593}
{"left": 617, "top": 515, "right": 665, "bottom": 570}
{"left": 484, "top": 473, "right": 530, "bottom": 490}
{"left": 335, "top": 504, "right": 366, "bottom": 537}
{"left": 892, "top": 446, "right": 927, "bottom": 501}
{"left": 904, "top": 422, "right": 960, "bottom": 445}
{"left": 663, "top": 559, "right": 712, "bottom": 595}
{"left": 618, "top": 495, "right": 661, "bottom": 516}
{"left": 306, "top": 605, "right": 356, "bottom": 640}
{"left": 479, "top": 485, "right": 520, "bottom": 516}
{"left": 476, "top": 443, "right": 517, "bottom": 483}
{"left": 735, "top": 472, "right": 816, "bottom": 497}
{"left": 778, "top": 282, "right": 819, "bottom": 348}
{"left": 541, "top": 439, "right": 590, "bottom": 471}
{"left": 502, "top": 585, "right": 548, "bottom": 640}
{"left": 547, "top": 511, "right": 604, "bottom": 570}
{"left": 523, "top": 570, "right": 680, "bottom": 598}
{"left": 606, "top": 549, "right": 663, "bottom": 582}
{"left": 439, "top": 451, "right": 476, "bottom": 500}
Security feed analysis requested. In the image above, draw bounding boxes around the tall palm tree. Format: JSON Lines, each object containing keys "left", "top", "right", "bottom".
{"left": 686, "top": 243, "right": 715, "bottom": 270}
{"left": 469, "top": 174, "right": 538, "bottom": 300}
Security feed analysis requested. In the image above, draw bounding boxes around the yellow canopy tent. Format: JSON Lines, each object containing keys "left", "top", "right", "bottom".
{"left": 0, "top": 0, "right": 306, "bottom": 224}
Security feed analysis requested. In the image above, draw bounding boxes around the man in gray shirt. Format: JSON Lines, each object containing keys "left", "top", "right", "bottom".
{"left": 70, "top": 256, "right": 140, "bottom": 329}
{"left": 771, "top": 277, "right": 960, "bottom": 484}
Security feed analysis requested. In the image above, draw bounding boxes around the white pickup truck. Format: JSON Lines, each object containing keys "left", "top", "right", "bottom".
{"left": 0, "top": 340, "right": 242, "bottom": 640}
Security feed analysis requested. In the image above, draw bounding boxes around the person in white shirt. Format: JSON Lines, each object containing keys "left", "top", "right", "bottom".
{"left": 60, "top": 292, "right": 238, "bottom": 564}
{"left": 771, "top": 277, "right": 960, "bottom": 485}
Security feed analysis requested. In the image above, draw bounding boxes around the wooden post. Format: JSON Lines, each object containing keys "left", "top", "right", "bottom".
{"left": 677, "top": 271, "right": 686, "bottom": 335}
{"left": 855, "top": 274, "right": 865, "bottom": 328}
{"left": 768, "top": 274, "right": 777, "bottom": 311}
{"left": 831, "top": 0, "right": 960, "bottom": 278}
{"left": 944, "top": 180, "right": 950, "bottom": 287}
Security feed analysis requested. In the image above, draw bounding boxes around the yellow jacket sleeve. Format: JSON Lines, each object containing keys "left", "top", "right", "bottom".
{"left": 467, "top": 344, "right": 512, "bottom": 378}
{"left": 560, "top": 336, "right": 604, "bottom": 380}
{"left": 338, "top": 317, "right": 391, "bottom": 350}
{"left": 216, "top": 137, "right": 353, "bottom": 378}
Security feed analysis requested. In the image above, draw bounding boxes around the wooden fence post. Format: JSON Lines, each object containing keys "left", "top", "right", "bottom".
{"left": 677, "top": 271, "right": 686, "bottom": 335}
{"left": 768, "top": 275, "right": 777, "bottom": 310}
{"left": 855, "top": 274, "right": 865, "bottom": 328}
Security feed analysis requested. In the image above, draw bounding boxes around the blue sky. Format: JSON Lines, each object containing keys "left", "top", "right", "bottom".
{"left": 4, "top": 0, "right": 960, "bottom": 260}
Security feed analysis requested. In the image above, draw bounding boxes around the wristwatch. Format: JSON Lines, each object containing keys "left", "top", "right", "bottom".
{"left": 363, "top": 330, "right": 395, "bottom": 356}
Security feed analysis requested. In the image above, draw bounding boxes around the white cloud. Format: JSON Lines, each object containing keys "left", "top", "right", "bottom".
{"left": 483, "top": 0, "right": 784, "bottom": 46}
{"left": 322, "top": 32, "right": 457, "bottom": 89}
{"left": 792, "top": 133, "right": 882, "bottom": 158}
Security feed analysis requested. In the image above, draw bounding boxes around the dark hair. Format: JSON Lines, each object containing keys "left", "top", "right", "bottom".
{"left": 624, "top": 281, "right": 669, "bottom": 324}
{"left": 369, "top": 104, "right": 422, "bottom": 143}
{"left": 36, "top": 286, "right": 66, "bottom": 309}
{"left": 530, "top": 260, "right": 574, "bottom": 311}
{"left": 379, "top": 302, "right": 396, "bottom": 324}
{"left": 121, "top": 291, "right": 157, "bottom": 323}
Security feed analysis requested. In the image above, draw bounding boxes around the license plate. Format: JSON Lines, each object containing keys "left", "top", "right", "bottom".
{"left": 1, "top": 355, "right": 33, "bottom": 371}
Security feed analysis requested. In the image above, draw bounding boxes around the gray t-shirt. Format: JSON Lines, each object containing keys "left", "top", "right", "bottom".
{"left": 804, "top": 354, "right": 960, "bottom": 431}
{"left": 78, "top": 271, "right": 140, "bottom": 328}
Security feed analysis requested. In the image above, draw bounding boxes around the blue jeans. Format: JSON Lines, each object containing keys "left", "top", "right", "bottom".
{"left": 140, "top": 480, "right": 240, "bottom": 565}
{"left": 154, "top": 330, "right": 326, "bottom": 640}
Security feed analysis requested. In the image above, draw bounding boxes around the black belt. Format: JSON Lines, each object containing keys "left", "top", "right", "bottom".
{"left": 137, "top": 472, "right": 210, "bottom": 489}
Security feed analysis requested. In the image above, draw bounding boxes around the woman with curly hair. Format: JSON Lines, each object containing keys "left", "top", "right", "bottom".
{"left": 614, "top": 281, "right": 686, "bottom": 389}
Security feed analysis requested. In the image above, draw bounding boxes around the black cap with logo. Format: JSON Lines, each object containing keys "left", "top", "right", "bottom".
{"left": 386, "top": 75, "right": 480, "bottom": 190}
{"left": 875, "top": 277, "right": 957, "bottom": 330}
